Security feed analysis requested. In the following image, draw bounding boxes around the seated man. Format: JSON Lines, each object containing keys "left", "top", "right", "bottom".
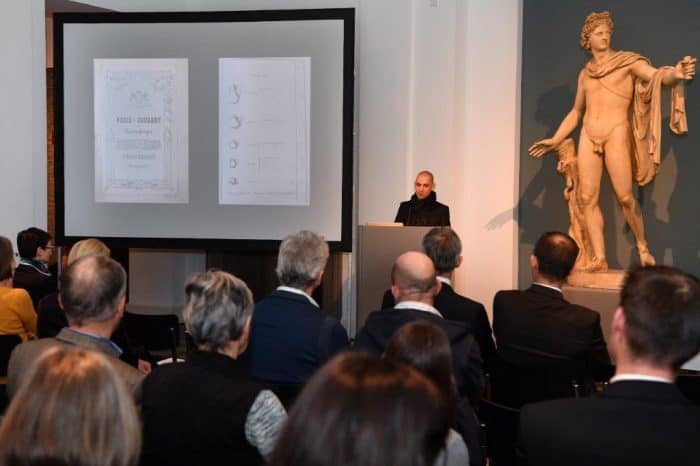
{"left": 13, "top": 227, "right": 57, "bottom": 308}
{"left": 519, "top": 266, "right": 700, "bottom": 466}
{"left": 356, "top": 251, "right": 483, "bottom": 399}
{"left": 382, "top": 227, "right": 497, "bottom": 373}
{"left": 493, "top": 231, "right": 610, "bottom": 377}
{"left": 394, "top": 170, "right": 450, "bottom": 226}
{"left": 247, "top": 231, "right": 349, "bottom": 385}
{"left": 8, "top": 255, "right": 143, "bottom": 401}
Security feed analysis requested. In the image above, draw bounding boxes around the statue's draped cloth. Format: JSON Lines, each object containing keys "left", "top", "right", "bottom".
{"left": 585, "top": 51, "right": 688, "bottom": 186}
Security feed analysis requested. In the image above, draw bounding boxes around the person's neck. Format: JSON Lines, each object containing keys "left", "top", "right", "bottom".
{"left": 397, "top": 294, "right": 434, "bottom": 307}
{"left": 614, "top": 358, "right": 675, "bottom": 382}
{"left": 591, "top": 48, "right": 613, "bottom": 63}
{"left": 438, "top": 272, "right": 452, "bottom": 280}
{"left": 532, "top": 273, "right": 564, "bottom": 290}
{"left": 70, "top": 321, "right": 114, "bottom": 339}
{"left": 0, "top": 278, "right": 12, "bottom": 288}
{"left": 215, "top": 340, "right": 246, "bottom": 360}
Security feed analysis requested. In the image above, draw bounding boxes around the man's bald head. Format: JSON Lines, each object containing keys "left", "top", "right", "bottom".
{"left": 391, "top": 251, "right": 439, "bottom": 303}
{"left": 60, "top": 255, "right": 127, "bottom": 326}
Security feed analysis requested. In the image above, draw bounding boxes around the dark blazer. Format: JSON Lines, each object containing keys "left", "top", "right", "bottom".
{"left": 394, "top": 192, "right": 450, "bottom": 226}
{"left": 519, "top": 380, "right": 700, "bottom": 466}
{"left": 246, "top": 289, "right": 349, "bottom": 384}
{"left": 354, "top": 306, "right": 484, "bottom": 398}
{"left": 13, "top": 262, "right": 56, "bottom": 309}
{"left": 493, "top": 284, "right": 610, "bottom": 375}
{"left": 141, "top": 351, "right": 267, "bottom": 466}
{"left": 8, "top": 327, "right": 144, "bottom": 401}
{"left": 382, "top": 283, "right": 497, "bottom": 373}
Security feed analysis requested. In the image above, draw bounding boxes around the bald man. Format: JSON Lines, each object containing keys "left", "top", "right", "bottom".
{"left": 355, "top": 251, "right": 483, "bottom": 399}
{"left": 394, "top": 171, "right": 451, "bottom": 226}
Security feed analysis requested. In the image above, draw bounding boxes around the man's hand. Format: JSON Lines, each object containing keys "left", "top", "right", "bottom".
{"left": 528, "top": 138, "right": 557, "bottom": 158}
{"left": 675, "top": 56, "right": 696, "bottom": 80}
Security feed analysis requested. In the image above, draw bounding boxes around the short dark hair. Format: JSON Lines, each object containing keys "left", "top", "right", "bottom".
{"left": 60, "top": 255, "right": 127, "bottom": 326}
{"left": 620, "top": 266, "right": 700, "bottom": 371}
{"left": 533, "top": 231, "right": 579, "bottom": 281}
{"left": 0, "top": 236, "right": 14, "bottom": 281}
{"left": 269, "top": 352, "right": 448, "bottom": 466}
{"left": 17, "top": 227, "right": 51, "bottom": 259}
{"left": 384, "top": 321, "right": 457, "bottom": 427}
{"left": 422, "top": 227, "right": 462, "bottom": 274}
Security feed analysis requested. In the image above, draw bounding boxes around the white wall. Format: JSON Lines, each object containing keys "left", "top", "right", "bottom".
{"left": 0, "top": 0, "right": 47, "bottom": 248}
{"left": 5, "top": 0, "right": 522, "bottom": 324}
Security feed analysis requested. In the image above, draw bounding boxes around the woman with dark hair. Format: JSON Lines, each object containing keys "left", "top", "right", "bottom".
{"left": 384, "top": 320, "right": 475, "bottom": 466}
{"left": 0, "top": 346, "right": 141, "bottom": 466}
{"left": 0, "top": 235, "right": 36, "bottom": 341}
{"left": 269, "top": 351, "right": 449, "bottom": 466}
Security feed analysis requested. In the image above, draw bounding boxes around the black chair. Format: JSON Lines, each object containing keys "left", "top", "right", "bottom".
{"left": 122, "top": 312, "right": 180, "bottom": 364}
{"left": 490, "top": 347, "right": 588, "bottom": 408}
{"left": 0, "top": 334, "right": 22, "bottom": 413}
{"left": 478, "top": 399, "right": 521, "bottom": 466}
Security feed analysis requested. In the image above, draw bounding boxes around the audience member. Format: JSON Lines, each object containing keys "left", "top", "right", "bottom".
{"left": 384, "top": 321, "right": 477, "bottom": 466}
{"left": 519, "top": 266, "right": 700, "bottom": 466}
{"left": 8, "top": 255, "right": 143, "bottom": 400}
{"left": 269, "top": 352, "right": 448, "bottom": 466}
{"left": 13, "top": 227, "right": 57, "bottom": 308}
{"left": 0, "top": 236, "right": 36, "bottom": 341}
{"left": 382, "top": 227, "right": 497, "bottom": 373}
{"left": 36, "top": 238, "right": 149, "bottom": 374}
{"left": 493, "top": 231, "right": 610, "bottom": 375}
{"left": 247, "top": 230, "right": 349, "bottom": 385}
{"left": 0, "top": 346, "right": 141, "bottom": 466}
{"left": 355, "top": 251, "right": 483, "bottom": 399}
{"left": 141, "top": 270, "right": 286, "bottom": 466}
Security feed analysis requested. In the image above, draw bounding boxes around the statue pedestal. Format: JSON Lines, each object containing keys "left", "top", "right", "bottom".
{"left": 567, "top": 269, "right": 626, "bottom": 289}
{"left": 562, "top": 280, "right": 622, "bottom": 352}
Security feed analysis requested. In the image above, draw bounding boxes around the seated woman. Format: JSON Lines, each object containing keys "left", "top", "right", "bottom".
{"left": 0, "top": 346, "right": 141, "bottom": 466}
{"left": 0, "top": 235, "right": 36, "bottom": 341}
{"left": 269, "top": 352, "right": 449, "bottom": 466}
{"left": 384, "top": 321, "right": 478, "bottom": 466}
{"left": 140, "top": 270, "right": 286, "bottom": 466}
{"left": 36, "top": 238, "right": 148, "bottom": 373}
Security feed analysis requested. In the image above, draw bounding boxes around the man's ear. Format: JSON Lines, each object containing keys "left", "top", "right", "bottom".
{"left": 455, "top": 255, "right": 463, "bottom": 269}
{"left": 58, "top": 294, "right": 65, "bottom": 310}
{"left": 530, "top": 254, "right": 538, "bottom": 271}
{"left": 315, "top": 270, "right": 325, "bottom": 288}
{"left": 611, "top": 306, "right": 626, "bottom": 336}
{"left": 391, "top": 285, "right": 400, "bottom": 302}
{"left": 434, "top": 279, "right": 442, "bottom": 296}
{"left": 114, "top": 295, "right": 127, "bottom": 320}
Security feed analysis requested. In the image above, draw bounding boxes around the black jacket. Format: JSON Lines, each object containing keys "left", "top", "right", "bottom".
{"left": 394, "top": 192, "right": 450, "bottom": 226}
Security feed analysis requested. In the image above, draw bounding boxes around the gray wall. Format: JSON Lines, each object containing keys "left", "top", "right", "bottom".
{"left": 519, "top": 0, "right": 700, "bottom": 287}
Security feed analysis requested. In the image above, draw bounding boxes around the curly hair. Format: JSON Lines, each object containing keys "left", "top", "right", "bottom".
{"left": 580, "top": 11, "right": 614, "bottom": 51}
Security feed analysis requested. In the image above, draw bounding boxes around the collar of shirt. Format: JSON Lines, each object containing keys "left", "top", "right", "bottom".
{"left": 277, "top": 286, "right": 319, "bottom": 308}
{"left": 394, "top": 300, "right": 442, "bottom": 317}
{"left": 533, "top": 282, "right": 562, "bottom": 293}
{"left": 609, "top": 373, "right": 673, "bottom": 384}
{"left": 66, "top": 328, "right": 124, "bottom": 358}
{"left": 437, "top": 276, "right": 452, "bottom": 287}
{"left": 18, "top": 258, "right": 50, "bottom": 275}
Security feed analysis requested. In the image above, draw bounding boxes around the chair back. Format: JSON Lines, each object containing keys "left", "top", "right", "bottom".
{"left": 122, "top": 312, "right": 180, "bottom": 363}
{"left": 478, "top": 399, "right": 520, "bottom": 466}
{"left": 0, "top": 334, "right": 22, "bottom": 377}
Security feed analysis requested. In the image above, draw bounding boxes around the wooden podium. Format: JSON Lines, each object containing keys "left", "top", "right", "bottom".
{"left": 356, "top": 225, "right": 432, "bottom": 329}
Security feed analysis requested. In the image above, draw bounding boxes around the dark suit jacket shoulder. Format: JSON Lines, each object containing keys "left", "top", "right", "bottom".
{"left": 493, "top": 285, "right": 610, "bottom": 372}
{"left": 13, "top": 262, "right": 57, "bottom": 309}
{"left": 355, "top": 306, "right": 483, "bottom": 398}
{"left": 8, "top": 328, "right": 144, "bottom": 401}
{"left": 519, "top": 381, "right": 700, "bottom": 466}
{"left": 247, "top": 290, "right": 349, "bottom": 383}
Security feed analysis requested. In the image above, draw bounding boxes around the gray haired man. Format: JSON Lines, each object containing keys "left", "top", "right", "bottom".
{"left": 246, "top": 231, "right": 349, "bottom": 386}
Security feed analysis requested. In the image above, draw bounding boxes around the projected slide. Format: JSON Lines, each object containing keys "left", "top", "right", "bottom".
{"left": 218, "top": 57, "right": 310, "bottom": 206}
{"left": 94, "top": 58, "right": 189, "bottom": 204}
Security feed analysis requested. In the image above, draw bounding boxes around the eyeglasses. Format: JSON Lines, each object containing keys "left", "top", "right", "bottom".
{"left": 44, "top": 245, "right": 56, "bottom": 251}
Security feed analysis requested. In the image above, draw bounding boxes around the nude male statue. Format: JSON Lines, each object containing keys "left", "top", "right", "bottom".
{"left": 529, "top": 11, "right": 696, "bottom": 272}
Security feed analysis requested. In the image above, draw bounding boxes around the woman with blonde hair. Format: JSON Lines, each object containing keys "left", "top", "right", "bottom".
{"left": 0, "top": 235, "right": 36, "bottom": 341}
{"left": 0, "top": 346, "right": 141, "bottom": 466}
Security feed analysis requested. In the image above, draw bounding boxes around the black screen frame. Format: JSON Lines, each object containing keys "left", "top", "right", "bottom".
{"left": 53, "top": 8, "right": 355, "bottom": 252}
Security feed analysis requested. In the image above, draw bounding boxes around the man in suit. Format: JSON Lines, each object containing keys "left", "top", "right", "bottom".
{"left": 394, "top": 170, "right": 450, "bottom": 226}
{"left": 8, "top": 255, "right": 143, "bottom": 400}
{"left": 519, "top": 266, "right": 700, "bottom": 466}
{"left": 382, "top": 227, "right": 497, "bottom": 373}
{"left": 356, "top": 251, "right": 483, "bottom": 399}
{"left": 13, "top": 227, "right": 57, "bottom": 308}
{"left": 247, "top": 230, "right": 349, "bottom": 385}
{"left": 493, "top": 231, "right": 610, "bottom": 375}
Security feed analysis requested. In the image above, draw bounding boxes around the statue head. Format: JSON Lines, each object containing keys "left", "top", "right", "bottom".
{"left": 580, "top": 11, "right": 614, "bottom": 52}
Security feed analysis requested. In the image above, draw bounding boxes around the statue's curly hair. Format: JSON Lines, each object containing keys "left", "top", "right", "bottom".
{"left": 580, "top": 11, "right": 614, "bottom": 52}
